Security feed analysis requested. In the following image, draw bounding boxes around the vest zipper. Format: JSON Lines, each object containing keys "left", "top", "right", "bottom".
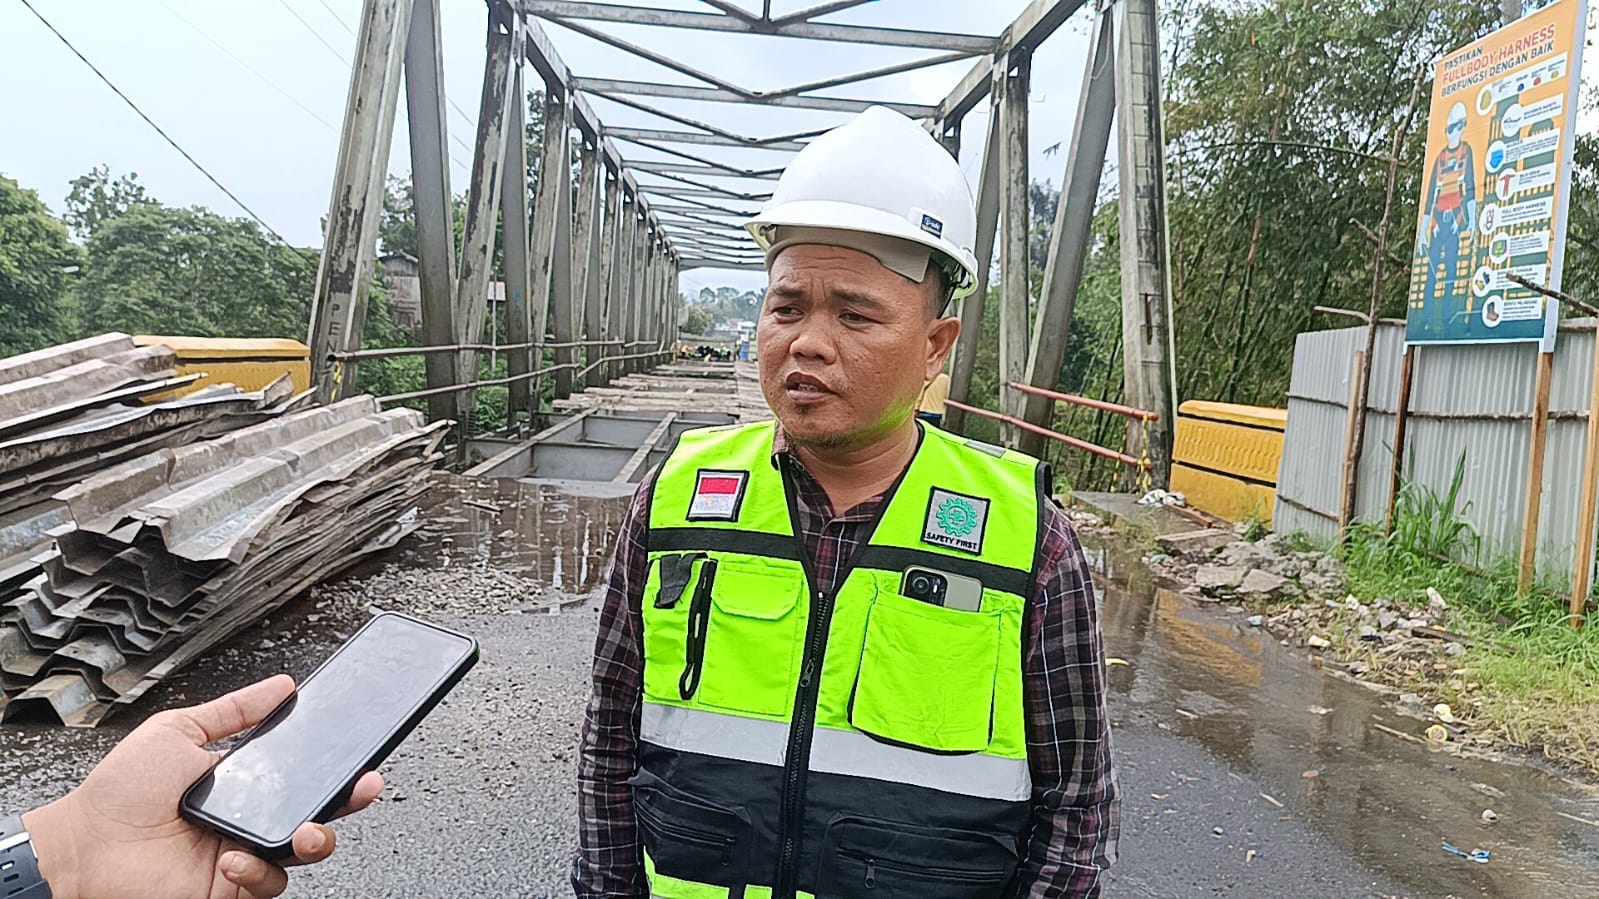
{"left": 773, "top": 584, "right": 834, "bottom": 898}
{"left": 772, "top": 433, "right": 923, "bottom": 899}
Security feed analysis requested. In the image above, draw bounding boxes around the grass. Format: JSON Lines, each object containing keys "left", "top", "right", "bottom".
{"left": 1339, "top": 457, "right": 1599, "bottom": 773}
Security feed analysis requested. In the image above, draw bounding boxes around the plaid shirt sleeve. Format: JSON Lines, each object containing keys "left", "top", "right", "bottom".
{"left": 1010, "top": 503, "right": 1121, "bottom": 898}
{"left": 571, "top": 477, "right": 653, "bottom": 899}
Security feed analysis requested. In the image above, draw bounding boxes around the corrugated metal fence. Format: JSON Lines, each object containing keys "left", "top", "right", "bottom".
{"left": 1275, "top": 322, "right": 1596, "bottom": 585}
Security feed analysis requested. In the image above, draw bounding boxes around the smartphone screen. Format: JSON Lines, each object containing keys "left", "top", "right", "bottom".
{"left": 183, "top": 613, "right": 477, "bottom": 850}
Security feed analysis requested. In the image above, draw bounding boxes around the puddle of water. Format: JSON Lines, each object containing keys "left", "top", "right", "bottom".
{"left": 1090, "top": 542, "right": 1599, "bottom": 897}
{"left": 394, "top": 472, "right": 635, "bottom": 594}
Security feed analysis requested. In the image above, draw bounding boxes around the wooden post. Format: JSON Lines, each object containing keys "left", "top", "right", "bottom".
{"left": 1385, "top": 344, "right": 1417, "bottom": 531}
{"left": 1344, "top": 68, "right": 1424, "bottom": 534}
{"left": 1569, "top": 335, "right": 1599, "bottom": 627}
{"left": 1338, "top": 349, "right": 1367, "bottom": 535}
{"left": 1519, "top": 350, "right": 1554, "bottom": 593}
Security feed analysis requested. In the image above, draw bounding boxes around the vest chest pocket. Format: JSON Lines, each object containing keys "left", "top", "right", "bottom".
{"left": 697, "top": 559, "right": 805, "bottom": 718}
{"left": 642, "top": 554, "right": 805, "bottom": 718}
{"left": 850, "top": 591, "right": 1000, "bottom": 753}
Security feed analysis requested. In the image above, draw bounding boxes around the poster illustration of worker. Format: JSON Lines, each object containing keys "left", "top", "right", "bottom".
{"left": 1405, "top": 0, "right": 1585, "bottom": 350}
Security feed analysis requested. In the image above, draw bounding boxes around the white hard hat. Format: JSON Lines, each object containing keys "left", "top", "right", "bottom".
{"left": 1448, "top": 102, "right": 1468, "bottom": 128}
{"left": 745, "top": 106, "right": 980, "bottom": 299}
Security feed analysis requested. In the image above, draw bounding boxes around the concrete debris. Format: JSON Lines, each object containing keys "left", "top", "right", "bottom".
{"left": 1156, "top": 528, "right": 1235, "bottom": 556}
{"left": 1427, "top": 587, "right": 1450, "bottom": 611}
{"left": 0, "top": 375, "right": 449, "bottom": 725}
{"left": 1307, "top": 635, "right": 1332, "bottom": 649}
{"left": 1194, "top": 565, "right": 1249, "bottom": 594}
{"left": 1238, "top": 569, "right": 1293, "bottom": 599}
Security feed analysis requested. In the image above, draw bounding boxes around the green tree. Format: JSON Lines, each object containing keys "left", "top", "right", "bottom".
{"left": 679, "top": 304, "right": 715, "bottom": 335}
{"left": 0, "top": 175, "right": 79, "bottom": 356}
{"left": 1160, "top": 0, "right": 1498, "bottom": 404}
{"left": 63, "top": 165, "right": 154, "bottom": 242}
{"left": 77, "top": 201, "right": 314, "bottom": 340}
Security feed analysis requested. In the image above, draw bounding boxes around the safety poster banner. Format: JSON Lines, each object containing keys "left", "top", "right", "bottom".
{"left": 1405, "top": 0, "right": 1586, "bottom": 350}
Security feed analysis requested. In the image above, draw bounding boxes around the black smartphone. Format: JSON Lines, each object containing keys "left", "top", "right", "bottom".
{"left": 180, "top": 612, "right": 479, "bottom": 858}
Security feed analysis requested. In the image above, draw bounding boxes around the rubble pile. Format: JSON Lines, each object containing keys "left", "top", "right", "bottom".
{"left": 0, "top": 336, "right": 450, "bottom": 725}
{"left": 1144, "top": 522, "right": 1489, "bottom": 742}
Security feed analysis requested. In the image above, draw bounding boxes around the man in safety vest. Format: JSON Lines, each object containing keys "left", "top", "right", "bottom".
{"left": 574, "top": 106, "right": 1120, "bottom": 898}
{"left": 1419, "top": 101, "right": 1478, "bottom": 328}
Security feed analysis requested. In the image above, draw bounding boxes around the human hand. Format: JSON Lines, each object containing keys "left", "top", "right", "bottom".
{"left": 21, "top": 674, "right": 384, "bottom": 899}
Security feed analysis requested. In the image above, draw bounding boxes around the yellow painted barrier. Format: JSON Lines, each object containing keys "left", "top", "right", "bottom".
{"left": 1171, "top": 400, "right": 1286, "bottom": 525}
{"left": 133, "top": 336, "right": 310, "bottom": 399}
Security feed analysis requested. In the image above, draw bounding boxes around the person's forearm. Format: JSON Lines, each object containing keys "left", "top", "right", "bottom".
{"left": 21, "top": 801, "right": 81, "bottom": 899}
{"left": 1012, "top": 794, "right": 1119, "bottom": 898}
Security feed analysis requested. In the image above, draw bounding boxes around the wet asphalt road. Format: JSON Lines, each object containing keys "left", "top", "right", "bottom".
{"left": 5, "top": 478, "right": 1599, "bottom": 897}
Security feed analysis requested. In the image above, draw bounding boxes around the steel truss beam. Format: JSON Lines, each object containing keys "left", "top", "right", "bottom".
{"left": 525, "top": 2, "right": 996, "bottom": 53}
{"left": 573, "top": 77, "right": 937, "bottom": 117}
{"left": 635, "top": 168, "right": 773, "bottom": 199}
{"left": 608, "top": 127, "right": 812, "bottom": 151}
{"left": 627, "top": 160, "right": 783, "bottom": 180}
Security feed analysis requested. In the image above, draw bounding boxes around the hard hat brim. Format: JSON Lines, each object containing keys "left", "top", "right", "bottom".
{"left": 746, "top": 199, "right": 980, "bottom": 299}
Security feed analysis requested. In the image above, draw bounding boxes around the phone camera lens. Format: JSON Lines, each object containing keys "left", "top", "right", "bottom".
{"left": 910, "top": 575, "right": 932, "bottom": 595}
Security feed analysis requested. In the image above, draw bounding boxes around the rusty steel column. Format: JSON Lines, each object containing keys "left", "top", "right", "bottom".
{"left": 452, "top": 9, "right": 522, "bottom": 428}
{"left": 528, "top": 87, "right": 571, "bottom": 412}
{"left": 997, "top": 50, "right": 1032, "bottom": 446}
{"left": 309, "top": 0, "right": 413, "bottom": 402}
{"left": 403, "top": 0, "right": 457, "bottom": 424}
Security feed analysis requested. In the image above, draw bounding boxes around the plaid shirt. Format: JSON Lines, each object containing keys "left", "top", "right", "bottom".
{"left": 573, "top": 434, "right": 1120, "bottom": 897}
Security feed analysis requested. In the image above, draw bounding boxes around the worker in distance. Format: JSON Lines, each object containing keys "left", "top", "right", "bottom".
{"left": 574, "top": 106, "right": 1120, "bottom": 898}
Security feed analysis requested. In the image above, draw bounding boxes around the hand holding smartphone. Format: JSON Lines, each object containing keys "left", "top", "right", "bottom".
{"left": 181, "top": 612, "right": 479, "bottom": 858}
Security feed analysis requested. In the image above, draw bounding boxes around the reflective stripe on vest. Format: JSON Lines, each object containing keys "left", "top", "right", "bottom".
{"left": 637, "top": 421, "right": 1044, "bottom": 897}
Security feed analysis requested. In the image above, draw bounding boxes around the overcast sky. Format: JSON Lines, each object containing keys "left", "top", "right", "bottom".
{"left": 1, "top": 0, "right": 1093, "bottom": 294}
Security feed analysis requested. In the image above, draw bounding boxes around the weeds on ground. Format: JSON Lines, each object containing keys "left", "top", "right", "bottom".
{"left": 1340, "top": 454, "right": 1599, "bottom": 772}
{"left": 1239, "top": 508, "right": 1269, "bottom": 543}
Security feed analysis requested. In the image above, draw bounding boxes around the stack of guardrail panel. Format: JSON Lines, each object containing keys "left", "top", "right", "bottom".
{"left": 0, "top": 336, "right": 448, "bottom": 725}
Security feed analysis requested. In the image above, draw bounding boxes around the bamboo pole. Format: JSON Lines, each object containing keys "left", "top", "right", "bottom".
{"left": 1338, "top": 349, "right": 1366, "bottom": 535}
{"left": 1570, "top": 336, "right": 1599, "bottom": 627}
{"left": 1518, "top": 350, "right": 1554, "bottom": 593}
{"left": 1386, "top": 345, "right": 1417, "bottom": 532}
{"left": 1344, "top": 68, "right": 1426, "bottom": 539}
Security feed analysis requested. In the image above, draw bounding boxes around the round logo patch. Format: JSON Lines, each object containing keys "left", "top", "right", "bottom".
{"left": 936, "top": 496, "right": 978, "bottom": 537}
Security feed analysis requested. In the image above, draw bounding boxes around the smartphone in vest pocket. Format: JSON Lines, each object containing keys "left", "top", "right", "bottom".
{"left": 900, "top": 565, "right": 983, "bottom": 611}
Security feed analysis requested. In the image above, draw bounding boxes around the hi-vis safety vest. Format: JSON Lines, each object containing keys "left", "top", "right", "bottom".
{"left": 637, "top": 420, "right": 1046, "bottom": 899}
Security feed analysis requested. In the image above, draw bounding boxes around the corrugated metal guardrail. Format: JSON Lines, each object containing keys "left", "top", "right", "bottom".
{"left": 1171, "top": 401, "right": 1285, "bottom": 525}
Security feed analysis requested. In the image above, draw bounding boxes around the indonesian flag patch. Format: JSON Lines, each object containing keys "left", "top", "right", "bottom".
{"left": 688, "top": 470, "right": 749, "bottom": 521}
